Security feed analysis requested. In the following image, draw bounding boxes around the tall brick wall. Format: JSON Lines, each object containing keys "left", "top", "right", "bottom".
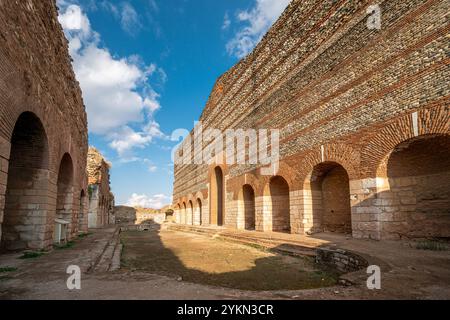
{"left": 0, "top": 0, "right": 88, "bottom": 249}
{"left": 173, "top": 0, "right": 449, "bottom": 240}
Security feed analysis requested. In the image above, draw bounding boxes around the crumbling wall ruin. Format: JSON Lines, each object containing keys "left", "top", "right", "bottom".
{"left": 87, "top": 147, "right": 114, "bottom": 228}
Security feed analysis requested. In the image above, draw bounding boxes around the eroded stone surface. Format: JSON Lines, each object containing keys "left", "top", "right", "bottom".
{"left": 87, "top": 147, "right": 114, "bottom": 228}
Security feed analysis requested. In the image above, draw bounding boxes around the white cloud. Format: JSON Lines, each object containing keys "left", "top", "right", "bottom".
{"left": 57, "top": 3, "right": 166, "bottom": 159}
{"left": 99, "top": 1, "right": 143, "bottom": 36}
{"left": 116, "top": 157, "right": 157, "bottom": 172}
{"left": 108, "top": 121, "right": 165, "bottom": 157}
{"left": 99, "top": 1, "right": 119, "bottom": 16}
{"left": 109, "top": 126, "right": 153, "bottom": 156}
{"left": 226, "top": 0, "right": 290, "bottom": 58}
{"left": 222, "top": 12, "right": 231, "bottom": 30}
{"left": 58, "top": 5, "right": 91, "bottom": 35}
{"left": 126, "top": 193, "right": 171, "bottom": 209}
{"left": 147, "top": 0, "right": 159, "bottom": 12}
{"left": 120, "top": 2, "right": 142, "bottom": 35}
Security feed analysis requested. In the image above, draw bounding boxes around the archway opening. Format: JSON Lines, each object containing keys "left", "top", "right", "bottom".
{"left": 269, "top": 176, "right": 290, "bottom": 233}
{"left": 210, "top": 166, "right": 224, "bottom": 226}
{"left": 385, "top": 134, "right": 450, "bottom": 239}
{"left": 307, "top": 162, "right": 351, "bottom": 234}
{"left": 2, "top": 112, "right": 49, "bottom": 250}
{"left": 182, "top": 202, "right": 187, "bottom": 225}
{"left": 189, "top": 200, "right": 194, "bottom": 225}
{"left": 197, "top": 199, "right": 202, "bottom": 226}
{"left": 56, "top": 154, "right": 74, "bottom": 235}
{"left": 243, "top": 184, "right": 255, "bottom": 230}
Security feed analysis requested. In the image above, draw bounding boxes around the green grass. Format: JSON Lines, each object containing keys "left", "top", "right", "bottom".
{"left": 0, "top": 267, "right": 17, "bottom": 273}
{"left": 78, "top": 232, "right": 91, "bottom": 238}
{"left": 215, "top": 237, "right": 268, "bottom": 252}
{"left": 238, "top": 241, "right": 268, "bottom": 252}
{"left": 19, "top": 251, "right": 45, "bottom": 259}
{"left": 0, "top": 275, "right": 12, "bottom": 282}
{"left": 416, "top": 240, "right": 448, "bottom": 251}
{"left": 54, "top": 241, "right": 75, "bottom": 250}
{"left": 120, "top": 239, "right": 126, "bottom": 265}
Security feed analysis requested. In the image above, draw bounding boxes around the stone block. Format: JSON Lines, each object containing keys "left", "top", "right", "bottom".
{"left": 0, "top": 136, "right": 11, "bottom": 159}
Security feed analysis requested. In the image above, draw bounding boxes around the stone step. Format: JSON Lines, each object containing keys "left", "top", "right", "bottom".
{"left": 167, "top": 224, "right": 372, "bottom": 277}
{"left": 168, "top": 225, "right": 317, "bottom": 256}
{"left": 109, "top": 243, "right": 122, "bottom": 271}
{"left": 90, "top": 226, "right": 121, "bottom": 273}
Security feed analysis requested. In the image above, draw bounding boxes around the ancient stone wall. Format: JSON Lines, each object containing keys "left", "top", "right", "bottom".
{"left": 173, "top": 0, "right": 450, "bottom": 240}
{"left": 0, "top": 0, "right": 89, "bottom": 250}
{"left": 114, "top": 206, "right": 167, "bottom": 226}
{"left": 114, "top": 206, "right": 137, "bottom": 226}
{"left": 87, "top": 147, "right": 114, "bottom": 228}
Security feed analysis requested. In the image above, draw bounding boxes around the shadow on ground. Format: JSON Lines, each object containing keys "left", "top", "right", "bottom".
{"left": 120, "top": 223, "right": 340, "bottom": 291}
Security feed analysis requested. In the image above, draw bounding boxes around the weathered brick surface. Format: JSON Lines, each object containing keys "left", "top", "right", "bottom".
{"left": 87, "top": 147, "right": 114, "bottom": 228}
{"left": 173, "top": 0, "right": 449, "bottom": 239}
{"left": 0, "top": 0, "right": 88, "bottom": 249}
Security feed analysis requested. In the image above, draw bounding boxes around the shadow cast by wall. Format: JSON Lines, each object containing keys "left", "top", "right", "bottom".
{"left": 119, "top": 224, "right": 341, "bottom": 291}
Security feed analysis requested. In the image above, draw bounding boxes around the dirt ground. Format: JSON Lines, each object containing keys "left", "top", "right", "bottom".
{"left": 0, "top": 226, "right": 449, "bottom": 300}
{"left": 120, "top": 229, "right": 338, "bottom": 291}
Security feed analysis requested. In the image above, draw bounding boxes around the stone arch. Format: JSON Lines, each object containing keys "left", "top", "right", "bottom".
{"left": 378, "top": 134, "right": 450, "bottom": 239}
{"left": 210, "top": 166, "right": 225, "bottom": 226}
{"left": 303, "top": 161, "right": 352, "bottom": 234}
{"left": 182, "top": 202, "right": 187, "bottom": 225}
{"left": 264, "top": 176, "right": 290, "bottom": 233}
{"left": 1, "top": 112, "right": 50, "bottom": 250}
{"left": 56, "top": 153, "right": 74, "bottom": 237}
{"left": 272, "top": 161, "right": 300, "bottom": 190}
{"left": 361, "top": 106, "right": 449, "bottom": 178}
{"left": 196, "top": 198, "right": 203, "bottom": 226}
{"left": 240, "top": 184, "right": 255, "bottom": 230}
{"left": 295, "top": 144, "right": 360, "bottom": 183}
{"left": 228, "top": 171, "right": 262, "bottom": 199}
{"left": 175, "top": 203, "right": 181, "bottom": 224}
{"left": 188, "top": 200, "right": 194, "bottom": 226}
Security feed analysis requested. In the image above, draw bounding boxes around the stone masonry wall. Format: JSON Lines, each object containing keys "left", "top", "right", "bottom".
{"left": 87, "top": 147, "right": 114, "bottom": 228}
{"left": 0, "top": 0, "right": 88, "bottom": 250}
{"left": 173, "top": 0, "right": 449, "bottom": 240}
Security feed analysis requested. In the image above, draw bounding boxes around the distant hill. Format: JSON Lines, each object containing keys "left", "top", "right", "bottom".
{"left": 133, "top": 205, "right": 173, "bottom": 214}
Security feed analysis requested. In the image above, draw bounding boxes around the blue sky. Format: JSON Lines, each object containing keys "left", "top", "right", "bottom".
{"left": 56, "top": 0, "right": 290, "bottom": 208}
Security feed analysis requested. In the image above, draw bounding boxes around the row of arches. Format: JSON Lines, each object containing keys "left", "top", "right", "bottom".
{"left": 208, "top": 164, "right": 352, "bottom": 234}
{"left": 176, "top": 134, "right": 450, "bottom": 239}
{"left": 1, "top": 112, "right": 86, "bottom": 250}
{"left": 176, "top": 199, "right": 202, "bottom": 226}
{"left": 177, "top": 164, "right": 351, "bottom": 234}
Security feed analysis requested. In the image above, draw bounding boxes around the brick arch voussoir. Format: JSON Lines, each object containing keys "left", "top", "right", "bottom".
{"left": 207, "top": 163, "right": 229, "bottom": 181}
{"left": 295, "top": 150, "right": 322, "bottom": 184}
{"left": 361, "top": 106, "right": 449, "bottom": 178}
{"left": 194, "top": 191, "right": 205, "bottom": 203}
{"left": 186, "top": 193, "right": 195, "bottom": 202}
{"left": 257, "top": 160, "right": 298, "bottom": 193}
{"left": 322, "top": 143, "right": 360, "bottom": 181}
{"left": 228, "top": 172, "right": 262, "bottom": 199}
{"left": 262, "top": 172, "right": 292, "bottom": 197}
{"left": 294, "top": 144, "right": 358, "bottom": 186}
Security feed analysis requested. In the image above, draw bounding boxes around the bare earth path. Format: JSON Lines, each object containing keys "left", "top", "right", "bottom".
{"left": 0, "top": 226, "right": 449, "bottom": 300}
